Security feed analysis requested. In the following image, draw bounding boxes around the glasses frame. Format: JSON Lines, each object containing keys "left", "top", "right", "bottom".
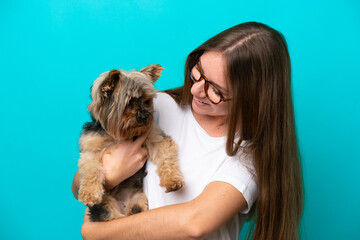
{"left": 189, "top": 55, "right": 231, "bottom": 104}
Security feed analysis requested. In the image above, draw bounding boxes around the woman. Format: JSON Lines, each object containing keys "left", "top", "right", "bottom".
{"left": 72, "top": 22, "right": 303, "bottom": 239}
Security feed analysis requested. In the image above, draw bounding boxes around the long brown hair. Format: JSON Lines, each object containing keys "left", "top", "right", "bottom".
{"left": 166, "top": 22, "right": 303, "bottom": 240}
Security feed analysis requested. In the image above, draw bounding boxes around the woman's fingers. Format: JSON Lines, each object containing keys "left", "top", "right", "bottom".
{"left": 131, "top": 147, "right": 147, "bottom": 170}
{"left": 138, "top": 147, "right": 149, "bottom": 163}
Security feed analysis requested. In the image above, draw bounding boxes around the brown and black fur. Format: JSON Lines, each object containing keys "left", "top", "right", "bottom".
{"left": 78, "top": 65, "right": 184, "bottom": 221}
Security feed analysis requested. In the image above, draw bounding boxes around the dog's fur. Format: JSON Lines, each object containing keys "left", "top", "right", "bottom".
{"left": 78, "top": 65, "right": 184, "bottom": 221}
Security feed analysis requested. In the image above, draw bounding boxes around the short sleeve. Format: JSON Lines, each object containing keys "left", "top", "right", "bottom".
{"left": 153, "top": 92, "right": 162, "bottom": 125}
{"left": 208, "top": 155, "right": 258, "bottom": 214}
{"left": 153, "top": 92, "right": 186, "bottom": 136}
{"left": 153, "top": 91, "right": 177, "bottom": 125}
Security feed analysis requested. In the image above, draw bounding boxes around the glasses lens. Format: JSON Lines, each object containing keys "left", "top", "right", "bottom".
{"left": 206, "top": 82, "right": 222, "bottom": 104}
{"left": 191, "top": 67, "right": 201, "bottom": 82}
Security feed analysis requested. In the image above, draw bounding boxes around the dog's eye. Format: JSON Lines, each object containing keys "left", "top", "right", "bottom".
{"left": 144, "top": 99, "right": 151, "bottom": 105}
{"left": 128, "top": 99, "right": 136, "bottom": 109}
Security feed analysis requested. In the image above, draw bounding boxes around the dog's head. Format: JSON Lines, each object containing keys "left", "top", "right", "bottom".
{"left": 88, "top": 64, "right": 164, "bottom": 140}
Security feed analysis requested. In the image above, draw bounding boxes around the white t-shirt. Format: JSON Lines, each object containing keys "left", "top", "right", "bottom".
{"left": 144, "top": 92, "right": 258, "bottom": 240}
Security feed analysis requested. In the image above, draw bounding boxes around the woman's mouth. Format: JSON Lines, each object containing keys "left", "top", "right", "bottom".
{"left": 193, "top": 96, "right": 209, "bottom": 106}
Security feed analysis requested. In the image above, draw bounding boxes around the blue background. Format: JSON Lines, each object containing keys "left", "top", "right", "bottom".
{"left": 1, "top": 0, "right": 359, "bottom": 239}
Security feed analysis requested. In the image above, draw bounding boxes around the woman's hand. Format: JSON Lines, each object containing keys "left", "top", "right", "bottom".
{"left": 81, "top": 208, "right": 97, "bottom": 239}
{"left": 102, "top": 128, "right": 151, "bottom": 190}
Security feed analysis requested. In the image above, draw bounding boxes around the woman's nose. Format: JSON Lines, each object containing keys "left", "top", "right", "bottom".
{"left": 191, "top": 80, "right": 206, "bottom": 98}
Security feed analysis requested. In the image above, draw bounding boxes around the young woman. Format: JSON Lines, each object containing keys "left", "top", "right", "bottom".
{"left": 72, "top": 21, "right": 303, "bottom": 240}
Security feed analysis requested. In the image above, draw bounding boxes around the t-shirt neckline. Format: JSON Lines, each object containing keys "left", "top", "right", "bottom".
{"left": 187, "top": 107, "right": 226, "bottom": 141}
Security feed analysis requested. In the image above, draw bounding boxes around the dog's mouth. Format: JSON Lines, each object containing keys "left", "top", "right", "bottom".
{"left": 112, "top": 99, "right": 154, "bottom": 140}
{"left": 137, "top": 110, "right": 151, "bottom": 124}
{"left": 118, "top": 116, "right": 153, "bottom": 140}
{"left": 125, "top": 125, "right": 152, "bottom": 140}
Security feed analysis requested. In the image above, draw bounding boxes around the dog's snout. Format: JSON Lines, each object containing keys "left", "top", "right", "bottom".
{"left": 138, "top": 110, "right": 149, "bottom": 123}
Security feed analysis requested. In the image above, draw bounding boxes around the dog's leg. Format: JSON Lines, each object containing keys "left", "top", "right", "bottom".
{"left": 78, "top": 151, "right": 105, "bottom": 206}
{"left": 155, "top": 137, "right": 185, "bottom": 192}
{"left": 147, "top": 127, "right": 185, "bottom": 192}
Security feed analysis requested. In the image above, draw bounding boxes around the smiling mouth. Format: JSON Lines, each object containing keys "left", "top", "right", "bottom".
{"left": 194, "top": 97, "right": 209, "bottom": 105}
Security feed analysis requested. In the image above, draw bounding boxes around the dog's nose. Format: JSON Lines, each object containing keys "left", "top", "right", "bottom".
{"left": 138, "top": 111, "right": 149, "bottom": 123}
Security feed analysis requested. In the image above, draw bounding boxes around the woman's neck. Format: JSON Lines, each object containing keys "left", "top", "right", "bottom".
{"left": 191, "top": 109, "right": 227, "bottom": 137}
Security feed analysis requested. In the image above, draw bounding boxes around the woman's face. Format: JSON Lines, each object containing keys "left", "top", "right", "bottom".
{"left": 190, "top": 51, "right": 231, "bottom": 118}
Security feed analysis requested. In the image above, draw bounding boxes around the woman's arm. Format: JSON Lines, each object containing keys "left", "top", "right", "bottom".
{"left": 71, "top": 171, "right": 81, "bottom": 199}
{"left": 81, "top": 181, "right": 248, "bottom": 240}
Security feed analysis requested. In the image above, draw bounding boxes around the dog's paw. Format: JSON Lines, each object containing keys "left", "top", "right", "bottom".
{"left": 129, "top": 204, "right": 143, "bottom": 215}
{"left": 161, "top": 173, "right": 185, "bottom": 193}
{"left": 127, "top": 202, "right": 147, "bottom": 216}
{"left": 165, "top": 179, "right": 185, "bottom": 193}
{"left": 79, "top": 189, "right": 103, "bottom": 206}
{"left": 88, "top": 204, "right": 110, "bottom": 222}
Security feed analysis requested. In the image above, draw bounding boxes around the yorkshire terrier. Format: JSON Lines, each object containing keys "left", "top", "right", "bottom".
{"left": 78, "top": 64, "right": 184, "bottom": 221}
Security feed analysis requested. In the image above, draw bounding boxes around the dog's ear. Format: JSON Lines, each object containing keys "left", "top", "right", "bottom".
{"left": 140, "top": 64, "right": 164, "bottom": 83}
{"left": 100, "top": 70, "right": 121, "bottom": 99}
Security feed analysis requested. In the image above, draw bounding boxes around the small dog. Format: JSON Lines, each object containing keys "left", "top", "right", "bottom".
{"left": 78, "top": 64, "right": 184, "bottom": 221}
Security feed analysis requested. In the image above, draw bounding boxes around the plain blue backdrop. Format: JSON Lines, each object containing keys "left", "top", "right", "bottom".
{"left": 0, "top": 0, "right": 359, "bottom": 239}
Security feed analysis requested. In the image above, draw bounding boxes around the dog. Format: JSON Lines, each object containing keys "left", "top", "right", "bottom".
{"left": 78, "top": 64, "right": 185, "bottom": 221}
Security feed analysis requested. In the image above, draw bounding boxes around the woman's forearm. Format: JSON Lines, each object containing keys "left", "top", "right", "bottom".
{"left": 81, "top": 182, "right": 247, "bottom": 240}
{"left": 81, "top": 202, "right": 200, "bottom": 240}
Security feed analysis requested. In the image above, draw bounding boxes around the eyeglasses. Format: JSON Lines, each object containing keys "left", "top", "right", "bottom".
{"left": 189, "top": 56, "right": 231, "bottom": 104}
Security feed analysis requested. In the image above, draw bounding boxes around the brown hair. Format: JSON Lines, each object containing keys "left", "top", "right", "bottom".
{"left": 165, "top": 22, "right": 303, "bottom": 240}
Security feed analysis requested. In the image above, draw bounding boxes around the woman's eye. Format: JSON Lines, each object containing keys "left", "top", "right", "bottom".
{"left": 211, "top": 85, "right": 221, "bottom": 96}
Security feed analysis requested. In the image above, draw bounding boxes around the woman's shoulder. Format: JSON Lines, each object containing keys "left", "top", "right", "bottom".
{"left": 153, "top": 91, "right": 189, "bottom": 136}
{"left": 154, "top": 91, "right": 181, "bottom": 110}
{"left": 153, "top": 91, "right": 188, "bottom": 123}
{"left": 155, "top": 91, "right": 174, "bottom": 101}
